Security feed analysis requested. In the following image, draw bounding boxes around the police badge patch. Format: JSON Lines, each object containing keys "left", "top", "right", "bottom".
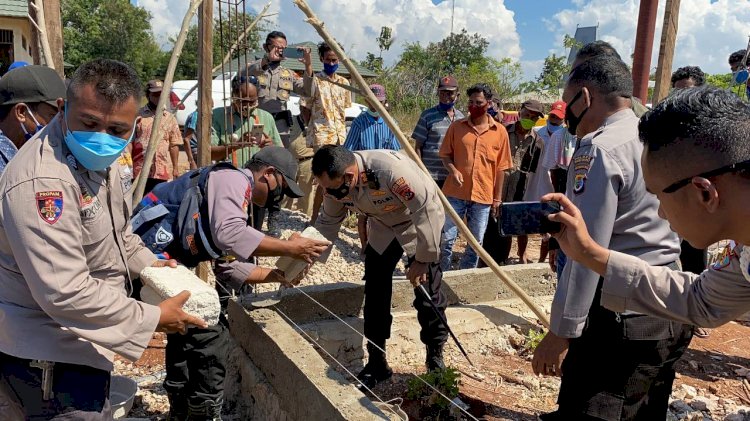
{"left": 391, "top": 177, "right": 415, "bottom": 201}
{"left": 36, "top": 191, "right": 63, "bottom": 225}
{"left": 573, "top": 173, "right": 586, "bottom": 194}
{"left": 155, "top": 226, "right": 174, "bottom": 245}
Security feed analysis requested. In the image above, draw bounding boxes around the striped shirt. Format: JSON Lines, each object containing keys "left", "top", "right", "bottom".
{"left": 343, "top": 112, "right": 401, "bottom": 152}
{"left": 412, "top": 105, "right": 464, "bottom": 182}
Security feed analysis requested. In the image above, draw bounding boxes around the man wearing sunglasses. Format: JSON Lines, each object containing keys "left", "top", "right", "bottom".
{"left": 532, "top": 55, "right": 690, "bottom": 421}
{"left": 546, "top": 85, "right": 750, "bottom": 361}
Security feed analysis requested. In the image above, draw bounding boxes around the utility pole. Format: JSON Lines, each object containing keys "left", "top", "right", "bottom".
{"left": 42, "top": 0, "right": 64, "bottom": 77}
{"left": 652, "top": 0, "right": 681, "bottom": 104}
{"left": 196, "top": 0, "right": 213, "bottom": 282}
{"left": 631, "top": 0, "right": 659, "bottom": 103}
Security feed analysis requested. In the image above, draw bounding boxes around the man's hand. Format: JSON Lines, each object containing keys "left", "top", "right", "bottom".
{"left": 531, "top": 331, "right": 569, "bottom": 377}
{"left": 451, "top": 169, "right": 464, "bottom": 187}
{"left": 287, "top": 232, "right": 332, "bottom": 263}
{"left": 258, "top": 133, "right": 273, "bottom": 148}
{"left": 172, "top": 168, "right": 181, "bottom": 179}
{"left": 491, "top": 200, "right": 501, "bottom": 218}
{"left": 151, "top": 259, "right": 178, "bottom": 268}
{"left": 407, "top": 260, "right": 429, "bottom": 287}
{"left": 157, "top": 291, "right": 208, "bottom": 334}
{"left": 299, "top": 46, "right": 312, "bottom": 66}
{"left": 541, "top": 193, "right": 609, "bottom": 275}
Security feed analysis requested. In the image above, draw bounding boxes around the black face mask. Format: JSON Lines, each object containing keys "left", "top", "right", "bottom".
{"left": 326, "top": 176, "right": 351, "bottom": 200}
{"left": 264, "top": 173, "right": 285, "bottom": 209}
{"left": 565, "top": 90, "right": 589, "bottom": 136}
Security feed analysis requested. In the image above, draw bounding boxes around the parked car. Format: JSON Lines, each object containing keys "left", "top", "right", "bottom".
{"left": 171, "top": 72, "right": 367, "bottom": 128}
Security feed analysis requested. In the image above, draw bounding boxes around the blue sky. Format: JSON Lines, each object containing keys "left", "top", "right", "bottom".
{"left": 136, "top": 0, "right": 750, "bottom": 81}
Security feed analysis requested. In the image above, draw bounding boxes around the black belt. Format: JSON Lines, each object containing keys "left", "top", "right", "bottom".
{"left": 298, "top": 156, "right": 313, "bottom": 163}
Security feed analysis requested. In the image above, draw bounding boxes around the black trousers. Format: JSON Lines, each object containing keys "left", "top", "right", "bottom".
{"left": 479, "top": 216, "right": 512, "bottom": 267}
{"left": 0, "top": 352, "right": 112, "bottom": 420}
{"left": 679, "top": 240, "right": 708, "bottom": 275}
{"left": 164, "top": 313, "right": 231, "bottom": 406}
{"left": 555, "top": 280, "right": 693, "bottom": 420}
{"left": 363, "top": 239, "right": 448, "bottom": 348}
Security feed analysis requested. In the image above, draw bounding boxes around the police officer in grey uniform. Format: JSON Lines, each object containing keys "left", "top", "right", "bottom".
{"left": 0, "top": 59, "right": 204, "bottom": 420}
{"left": 546, "top": 86, "right": 750, "bottom": 340}
{"left": 312, "top": 146, "right": 448, "bottom": 389}
{"left": 532, "top": 55, "right": 692, "bottom": 421}
{"left": 131, "top": 147, "right": 330, "bottom": 419}
{"left": 246, "top": 31, "right": 313, "bottom": 148}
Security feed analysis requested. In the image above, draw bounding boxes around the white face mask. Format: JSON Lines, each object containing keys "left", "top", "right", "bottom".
{"left": 740, "top": 246, "right": 750, "bottom": 282}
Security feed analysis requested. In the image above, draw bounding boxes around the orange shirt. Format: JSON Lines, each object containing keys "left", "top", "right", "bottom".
{"left": 439, "top": 116, "right": 513, "bottom": 205}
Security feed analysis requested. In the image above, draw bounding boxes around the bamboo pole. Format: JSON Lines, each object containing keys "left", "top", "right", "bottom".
{"left": 195, "top": 0, "right": 213, "bottom": 282}
{"left": 652, "top": 0, "right": 681, "bottom": 104}
{"left": 172, "top": 2, "right": 273, "bottom": 113}
{"left": 133, "top": 0, "right": 204, "bottom": 204}
{"left": 292, "top": 0, "right": 550, "bottom": 328}
{"left": 28, "top": 0, "right": 55, "bottom": 71}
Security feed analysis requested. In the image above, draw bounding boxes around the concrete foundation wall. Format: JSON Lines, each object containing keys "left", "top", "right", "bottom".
{"left": 260, "top": 264, "right": 554, "bottom": 324}
{"left": 225, "top": 265, "right": 553, "bottom": 419}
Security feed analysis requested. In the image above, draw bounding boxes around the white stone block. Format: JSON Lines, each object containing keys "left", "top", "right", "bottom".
{"left": 275, "top": 227, "right": 330, "bottom": 282}
{"left": 139, "top": 265, "right": 221, "bottom": 326}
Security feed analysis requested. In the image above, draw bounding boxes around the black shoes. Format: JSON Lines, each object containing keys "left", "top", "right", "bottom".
{"left": 357, "top": 343, "right": 393, "bottom": 390}
{"left": 426, "top": 344, "right": 445, "bottom": 372}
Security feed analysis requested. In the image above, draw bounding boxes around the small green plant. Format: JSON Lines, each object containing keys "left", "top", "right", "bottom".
{"left": 342, "top": 211, "right": 359, "bottom": 229}
{"left": 406, "top": 367, "right": 461, "bottom": 410}
{"left": 524, "top": 329, "right": 546, "bottom": 353}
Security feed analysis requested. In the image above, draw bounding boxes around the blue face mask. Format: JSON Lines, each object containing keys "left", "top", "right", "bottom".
{"left": 733, "top": 69, "right": 749, "bottom": 85}
{"left": 437, "top": 102, "right": 454, "bottom": 112}
{"left": 323, "top": 63, "right": 339, "bottom": 75}
{"left": 21, "top": 106, "right": 45, "bottom": 141}
{"left": 64, "top": 108, "right": 135, "bottom": 171}
{"left": 547, "top": 121, "right": 564, "bottom": 134}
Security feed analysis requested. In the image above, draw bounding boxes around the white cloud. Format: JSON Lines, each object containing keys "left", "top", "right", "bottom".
{"left": 138, "top": 0, "right": 522, "bottom": 68}
{"left": 549, "top": 0, "right": 750, "bottom": 76}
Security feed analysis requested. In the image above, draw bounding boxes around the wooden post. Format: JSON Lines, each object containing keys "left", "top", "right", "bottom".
{"left": 42, "top": 0, "right": 64, "bottom": 77}
{"left": 196, "top": 0, "right": 214, "bottom": 282}
{"left": 28, "top": 0, "right": 54, "bottom": 71}
{"left": 293, "top": 0, "right": 550, "bottom": 328}
{"left": 631, "top": 0, "right": 660, "bottom": 102}
{"left": 652, "top": 0, "right": 681, "bottom": 104}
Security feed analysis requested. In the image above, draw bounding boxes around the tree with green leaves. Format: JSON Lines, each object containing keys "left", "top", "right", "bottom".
{"left": 174, "top": 12, "right": 266, "bottom": 80}
{"left": 62, "top": 0, "right": 167, "bottom": 81}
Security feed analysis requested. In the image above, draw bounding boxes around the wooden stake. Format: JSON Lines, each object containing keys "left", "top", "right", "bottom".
{"left": 28, "top": 0, "right": 54, "bottom": 71}
{"left": 42, "top": 0, "right": 64, "bottom": 77}
{"left": 133, "top": 0, "right": 204, "bottom": 204}
{"left": 292, "top": 0, "right": 550, "bottom": 328}
{"left": 652, "top": 0, "right": 681, "bottom": 104}
{"left": 195, "top": 0, "right": 214, "bottom": 282}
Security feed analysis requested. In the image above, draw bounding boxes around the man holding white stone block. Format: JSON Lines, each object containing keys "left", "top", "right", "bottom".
{"left": 0, "top": 59, "right": 206, "bottom": 420}
{"left": 132, "top": 146, "right": 331, "bottom": 419}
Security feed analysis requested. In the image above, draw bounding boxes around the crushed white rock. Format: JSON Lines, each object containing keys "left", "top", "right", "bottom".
{"left": 140, "top": 265, "right": 220, "bottom": 326}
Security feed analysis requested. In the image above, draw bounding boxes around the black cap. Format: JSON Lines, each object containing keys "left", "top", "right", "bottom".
{"left": 251, "top": 146, "right": 303, "bottom": 198}
{"left": 0, "top": 65, "right": 66, "bottom": 107}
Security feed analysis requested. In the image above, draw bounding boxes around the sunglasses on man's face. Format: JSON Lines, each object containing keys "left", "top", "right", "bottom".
{"left": 662, "top": 159, "right": 750, "bottom": 193}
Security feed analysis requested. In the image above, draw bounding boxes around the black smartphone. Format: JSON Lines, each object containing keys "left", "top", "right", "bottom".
{"left": 282, "top": 47, "right": 304, "bottom": 59}
{"left": 499, "top": 201, "right": 562, "bottom": 236}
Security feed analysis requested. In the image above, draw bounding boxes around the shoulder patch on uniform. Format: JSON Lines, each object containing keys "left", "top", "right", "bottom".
{"left": 573, "top": 173, "right": 586, "bottom": 194}
{"left": 712, "top": 244, "right": 736, "bottom": 271}
{"left": 573, "top": 155, "right": 592, "bottom": 172}
{"left": 391, "top": 177, "right": 414, "bottom": 201}
{"left": 155, "top": 226, "right": 174, "bottom": 245}
{"left": 36, "top": 191, "right": 63, "bottom": 225}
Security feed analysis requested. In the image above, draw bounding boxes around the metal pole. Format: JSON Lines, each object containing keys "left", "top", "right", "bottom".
{"left": 631, "top": 0, "right": 660, "bottom": 103}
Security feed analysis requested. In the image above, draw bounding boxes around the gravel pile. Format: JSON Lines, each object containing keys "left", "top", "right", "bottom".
{"left": 667, "top": 380, "right": 750, "bottom": 420}
{"left": 253, "top": 209, "right": 406, "bottom": 293}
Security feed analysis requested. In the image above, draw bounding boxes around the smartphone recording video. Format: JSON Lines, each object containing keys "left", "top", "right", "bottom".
{"left": 499, "top": 201, "right": 562, "bottom": 236}
{"left": 282, "top": 47, "right": 304, "bottom": 59}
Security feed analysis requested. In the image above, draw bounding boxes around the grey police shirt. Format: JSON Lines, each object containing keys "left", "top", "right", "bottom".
{"left": 550, "top": 108, "right": 680, "bottom": 338}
